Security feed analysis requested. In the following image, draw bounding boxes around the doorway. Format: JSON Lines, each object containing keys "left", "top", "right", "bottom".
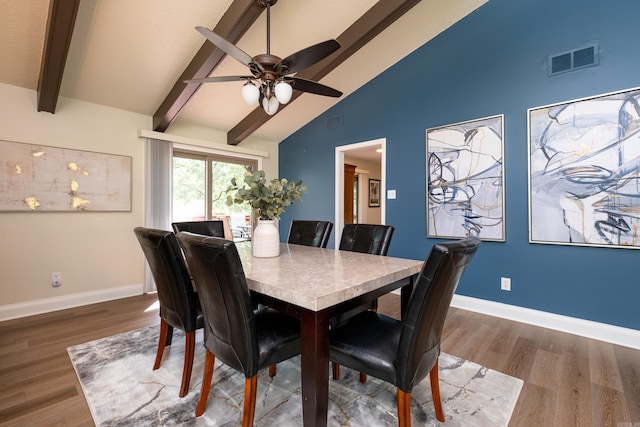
{"left": 335, "top": 138, "right": 386, "bottom": 245}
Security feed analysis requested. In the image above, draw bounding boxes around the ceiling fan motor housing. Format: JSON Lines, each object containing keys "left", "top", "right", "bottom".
{"left": 251, "top": 54, "right": 285, "bottom": 81}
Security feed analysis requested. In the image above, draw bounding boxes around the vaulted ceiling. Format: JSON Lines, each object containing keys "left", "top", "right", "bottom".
{"left": 0, "top": 0, "right": 486, "bottom": 146}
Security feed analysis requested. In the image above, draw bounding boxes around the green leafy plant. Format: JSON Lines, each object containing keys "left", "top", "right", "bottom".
{"left": 226, "top": 170, "right": 307, "bottom": 220}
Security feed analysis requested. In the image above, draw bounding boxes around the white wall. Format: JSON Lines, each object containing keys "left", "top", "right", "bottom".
{"left": 0, "top": 83, "right": 149, "bottom": 309}
{"left": 0, "top": 83, "right": 278, "bottom": 317}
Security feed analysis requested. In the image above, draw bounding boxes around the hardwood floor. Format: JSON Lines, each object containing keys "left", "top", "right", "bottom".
{"left": 0, "top": 294, "right": 160, "bottom": 426}
{"left": 1, "top": 293, "right": 638, "bottom": 426}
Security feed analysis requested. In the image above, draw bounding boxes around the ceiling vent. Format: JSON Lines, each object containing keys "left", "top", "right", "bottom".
{"left": 326, "top": 113, "right": 343, "bottom": 129}
{"left": 548, "top": 43, "right": 599, "bottom": 76}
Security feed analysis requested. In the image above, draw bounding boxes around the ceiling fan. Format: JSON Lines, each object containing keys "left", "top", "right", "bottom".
{"left": 184, "top": 0, "right": 343, "bottom": 116}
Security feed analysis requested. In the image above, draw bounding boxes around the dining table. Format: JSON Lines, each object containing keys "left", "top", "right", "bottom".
{"left": 235, "top": 242, "right": 424, "bottom": 427}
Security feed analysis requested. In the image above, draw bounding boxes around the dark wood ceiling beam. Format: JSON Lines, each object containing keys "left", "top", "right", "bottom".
{"left": 37, "top": 0, "right": 81, "bottom": 113}
{"left": 152, "top": 0, "right": 264, "bottom": 131}
{"left": 227, "top": 0, "right": 422, "bottom": 145}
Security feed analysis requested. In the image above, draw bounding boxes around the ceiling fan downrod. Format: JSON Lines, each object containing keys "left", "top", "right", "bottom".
{"left": 257, "top": 0, "right": 277, "bottom": 55}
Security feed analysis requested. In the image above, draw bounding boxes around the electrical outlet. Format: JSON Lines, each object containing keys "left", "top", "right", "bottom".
{"left": 500, "top": 277, "right": 511, "bottom": 291}
{"left": 51, "top": 272, "right": 62, "bottom": 287}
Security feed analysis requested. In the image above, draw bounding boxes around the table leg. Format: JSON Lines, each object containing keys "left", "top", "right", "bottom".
{"left": 299, "top": 310, "right": 330, "bottom": 427}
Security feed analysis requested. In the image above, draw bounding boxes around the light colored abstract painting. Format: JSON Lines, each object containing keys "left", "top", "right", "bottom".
{"left": 426, "top": 115, "right": 505, "bottom": 241}
{"left": 528, "top": 86, "right": 640, "bottom": 249}
{"left": 0, "top": 140, "right": 131, "bottom": 212}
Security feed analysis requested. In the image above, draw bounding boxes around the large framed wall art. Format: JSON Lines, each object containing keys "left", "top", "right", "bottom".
{"left": 0, "top": 140, "right": 132, "bottom": 212}
{"left": 528, "top": 86, "right": 640, "bottom": 249}
{"left": 426, "top": 114, "right": 505, "bottom": 241}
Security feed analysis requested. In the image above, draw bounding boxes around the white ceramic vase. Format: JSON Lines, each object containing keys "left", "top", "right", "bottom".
{"left": 252, "top": 219, "right": 280, "bottom": 257}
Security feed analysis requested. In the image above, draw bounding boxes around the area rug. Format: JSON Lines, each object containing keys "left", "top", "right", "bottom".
{"left": 67, "top": 326, "right": 522, "bottom": 426}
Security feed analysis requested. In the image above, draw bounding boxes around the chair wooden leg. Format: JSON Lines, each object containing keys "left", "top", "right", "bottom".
{"left": 330, "top": 362, "right": 364, "bottom": 382}
{"left": 332, "top": 362, "right": 340, "bottom": 380}
{"left": 196, "top": 349, "right": 216, "bottom": 417}
{"left": 397, "top": 388, "right": 411, "bottom": 427}
{"left": 429, "top": 360, "right": 445, "bottom": 422}
{"left": 153, "top": 319, "right": 169, "bottom": 370}
{"left": 242, "top": 375, "right": 258, "bottom": 427}
{"left": 179, "top": 331, "right": 196, "bottom": 397}
{"left": 268, "top": 364, "right": 276, "bottom": 377}
{"left": 165, "top": 324, "right": 174, "bottom": 345}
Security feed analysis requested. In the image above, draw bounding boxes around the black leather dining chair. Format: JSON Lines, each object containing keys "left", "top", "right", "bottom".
{"left": 176, "top": 232, "right": 301, "bottom": 424}
{"left": 172, "top": 220, "right": 225, "bottom": 238}
{"left": 133, "top": 227, "right": 204, "bottom": 398}
{"left": 329, "top": 237, "right": 481, "bottom": 426}
{"left": 333, "top": 223, "right": 395, "bottom": 381}
{"left": 287, "top": 220, "right": 333, "bottom": 248}
{"left": 338, "top": 223, "right": 394, "bottom": 256}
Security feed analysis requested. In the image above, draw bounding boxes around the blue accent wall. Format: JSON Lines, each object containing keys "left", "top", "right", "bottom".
{"left": 278, "top": 0, "right": 640, "bottom": 330}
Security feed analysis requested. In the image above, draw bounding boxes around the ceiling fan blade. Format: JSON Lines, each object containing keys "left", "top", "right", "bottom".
{"left": 276, "top": 40, "right": 340, "bottom": 75}
{"left": 184, "top": 75, "right": 252, "bottom": 84}
{"left": 290, "top": 77, "right": 342, "bottom": 97}
{"left": 195, "top": 26, "right": 258, "bottom": 69}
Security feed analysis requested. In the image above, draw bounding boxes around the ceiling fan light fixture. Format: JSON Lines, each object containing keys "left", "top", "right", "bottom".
{"left": 262, "top": 95, "right": 279, "bottom": 115}
{"left": 188, "top": 1, "right": 342, "bottom": 118}
{"left": 274, "top": 80, "right": 292, "bottom": 104}
{"left": 241, "top": 81, "right": 260, "bottom": 106}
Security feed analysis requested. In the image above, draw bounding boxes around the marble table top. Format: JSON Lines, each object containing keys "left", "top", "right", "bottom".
{"left": 236, "top": 242, "right": 423, "bottom": 311}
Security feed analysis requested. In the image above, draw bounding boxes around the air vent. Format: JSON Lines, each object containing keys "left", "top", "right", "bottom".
{"left": 326, "top": 113, "right": 343, "bottom": 129}
{"left": 548, "top": 43, "right": 599, "bottom": 76}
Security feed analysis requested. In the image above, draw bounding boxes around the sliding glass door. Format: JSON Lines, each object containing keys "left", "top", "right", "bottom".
{"left": 172, "top": 149, "right": 257, "bottom": 240}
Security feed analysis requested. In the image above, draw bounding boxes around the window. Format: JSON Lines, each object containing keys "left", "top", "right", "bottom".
{"left": 172, "top": 148, "right": 258, "bottom": 239}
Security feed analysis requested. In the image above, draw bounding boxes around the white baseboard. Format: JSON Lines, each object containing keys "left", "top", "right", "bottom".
{"left": 2, "top": 286, "right": 638, "bottom": 350}
{"left": 0, "top": 284, "right": 144, "bottom": 322}
{"left": 451, "top": 294, "right": 640, "bottom": 350}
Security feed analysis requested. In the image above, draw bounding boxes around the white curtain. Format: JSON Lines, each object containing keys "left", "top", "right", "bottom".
{"left": 143, "top": 138, "right": 172, "bottom": 292}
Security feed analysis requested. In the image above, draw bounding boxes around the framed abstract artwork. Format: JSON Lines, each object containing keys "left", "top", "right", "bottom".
{"left": 528, "top": 86, "right": 640, "bottom": 249}
{"left": 0, "top": 140, "right": 132, "bottom": 212}
{"left": 426, "top": 114, "right": 505, "bottom": 241}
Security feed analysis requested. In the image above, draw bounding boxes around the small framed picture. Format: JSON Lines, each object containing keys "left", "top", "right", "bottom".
{"left": 369, "top": 179, "right": 380, "bottom": 207}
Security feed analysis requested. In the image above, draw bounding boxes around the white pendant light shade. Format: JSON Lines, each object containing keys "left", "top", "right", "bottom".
{"left": 262, "top": 96, "right": 279, "bottom": 115}
{"left": 274, "top": 81, "right": 293, "bottom": 104}
{"left": 241, "top": 81, "right": 260, "bottom": 106}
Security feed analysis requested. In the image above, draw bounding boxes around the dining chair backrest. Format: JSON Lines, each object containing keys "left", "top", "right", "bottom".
{"left": 397, "top": 236, "right": 480, "bottom": 391}
{"left": 133, "top": 227, "right": 200, "bottom": 332}
{"left": 172, "top": 220, "right": 225, "bottom": 238}
{"left": 287, "top": 220, "right": 333, "bottom": 248}
{"left": 338, "top": 223, "right": 394, "bottom": 255}
{"left": 175, "top": 232, "right": 260, "bottom": 375}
